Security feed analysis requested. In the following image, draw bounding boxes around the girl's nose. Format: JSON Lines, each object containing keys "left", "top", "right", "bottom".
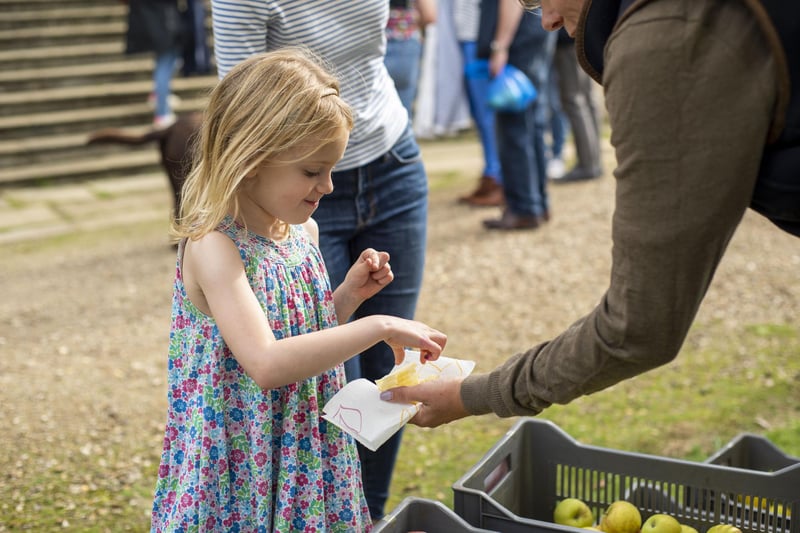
{"left": 319, "top": 173, "right": 334, "bottom": 194}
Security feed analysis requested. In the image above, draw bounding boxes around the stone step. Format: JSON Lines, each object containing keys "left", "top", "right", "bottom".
{"left": 0, "top": 21, "right": 126, "bottom": 50}
{"left": 0, "top": 94, "right": 209, "bottom": 140}
{"left": 0, "top": 5, "right": 125, "bottom": 29}
{"left": 0, "top": 0, "right": 215, "bottom": 188}
{"left": 0, "top": 57, "right": 155, "bottom": 92}
{"left": 0, "top": 42, "right": 125, "bottom": 69}
{"left": 0, "top": 0, "right": 111, "bottom": 9}
{"left": 1, "top": 149, "right": 161, "bottom": 186}
{"left": 0, "top": 77, "right": 216, "bottom": 125}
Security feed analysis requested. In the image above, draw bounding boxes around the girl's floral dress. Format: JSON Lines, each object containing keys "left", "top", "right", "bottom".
{"left": 151, "top": 217, "right": 372, "bottom": 532}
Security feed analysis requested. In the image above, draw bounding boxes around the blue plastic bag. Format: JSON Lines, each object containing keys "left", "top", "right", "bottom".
{"left": 487, "top": 64, "right": 537, "bottom": 112}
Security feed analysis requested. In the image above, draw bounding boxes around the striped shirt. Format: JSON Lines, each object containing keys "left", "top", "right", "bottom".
{"left": 453, "top": 0, "right": 481, "bottom": 42}
{"left": 211, "top": 0, "right": 408, "bottom": 170}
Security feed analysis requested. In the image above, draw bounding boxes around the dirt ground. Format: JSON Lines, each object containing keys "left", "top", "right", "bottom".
{"left": 1, "top": 140, "right": 799, "bottom": 525}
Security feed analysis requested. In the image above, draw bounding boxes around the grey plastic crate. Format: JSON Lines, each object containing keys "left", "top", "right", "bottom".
{"left": 705, "top": 433, "right": 800, "bottom": 472}
{"left": 453, "top": 419, "right": 799, "bottom": 533}
{"left": 373, "top": 497, "right": 499, "bottom": 532}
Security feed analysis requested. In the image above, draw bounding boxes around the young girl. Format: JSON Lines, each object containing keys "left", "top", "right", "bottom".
{"left": 150, "top": 48, "right": 447, "bottom": 532}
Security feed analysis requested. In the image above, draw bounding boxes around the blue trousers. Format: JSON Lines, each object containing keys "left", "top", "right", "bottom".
{"left": 461, "top": 41, "right": 502, "bottom": 181}
{"left": 314, "top": 124, "right": 428, "bottom": 520}
{"left": 153, "top": 48, "right": 179, "bottom": 118}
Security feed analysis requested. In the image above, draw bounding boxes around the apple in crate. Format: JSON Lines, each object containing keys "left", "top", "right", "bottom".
{"left": 599, "top": 501, "right": 641, "bottom": 533}
{"left": 707, "top": 525, "right": 743, "bottom": 533}
{"left": 553, "top": 498, "right": 594, "bottom": 528}
{"left": 642, "top": 514, "right": 682, "bottom": 533}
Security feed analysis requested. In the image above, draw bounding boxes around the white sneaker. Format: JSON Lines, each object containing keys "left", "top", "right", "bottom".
{"left": 147, "top": 93, "right": 182, "bottom": 109}
{"left": 153, "top": 113, "right": 177, "bottom": 130}
{"left": 547, "top": 157, "right": 566, "bottom": 180}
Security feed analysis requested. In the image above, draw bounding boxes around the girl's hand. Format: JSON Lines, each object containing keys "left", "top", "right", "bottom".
{"left": 381, "top": 317, "right": 447, "bottom": 365}
{"left": 342, "top": 248, "right": 394, "bottom": 302}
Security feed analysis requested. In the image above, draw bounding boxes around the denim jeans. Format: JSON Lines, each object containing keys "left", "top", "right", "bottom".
{"left": 153, "top": 48, "right": 179, "bottom": 118}
{"left": 384, "top": 37, "right": 423, "bottom": 118}
{"left": 496, "top": 29, "right": 556, "bottom": 217}
{"left": 314, "top": 124, "right": 428, "bottom": 520}
{"left": 460, "top": 41, "right": 502, "bottom": 182}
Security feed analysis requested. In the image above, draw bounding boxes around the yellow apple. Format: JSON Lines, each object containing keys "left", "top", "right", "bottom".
{"left": 706, "top": 524, "right": 742, "bottom": 533}
{"left": 600, "top": 501, "right": 641, "bottom": 533}
{"left": 642, "top": 514, "right": 682, "bottom": 533}
{"left": 680, "top": 524, "right": 700, "bottom": 533}
{"left": 554, "top": 498, "right": 595, "bottom": 528}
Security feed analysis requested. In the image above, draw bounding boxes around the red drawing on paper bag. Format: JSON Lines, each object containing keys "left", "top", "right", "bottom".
{"left": 331, "top": 405, "right": 363, "bottom": 434}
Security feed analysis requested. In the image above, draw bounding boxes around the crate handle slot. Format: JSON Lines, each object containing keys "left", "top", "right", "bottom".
{"left": 483, "top": 454, "right": 511, "bottom": 494}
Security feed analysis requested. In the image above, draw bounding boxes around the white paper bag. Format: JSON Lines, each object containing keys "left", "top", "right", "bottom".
{"left": 322, "top": 354, "right": 475, "bottom": 451}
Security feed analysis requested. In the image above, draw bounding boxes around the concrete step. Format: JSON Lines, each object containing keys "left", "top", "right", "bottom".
{"left": 0, "top": 42, "right": 125, "bottom": 69}
{"left": 0, "top": 76, "right": 216, "bottom": 126}
{"left": 0, "top": 0, "right": 111, "bottom": 9}
{"left": 0, "top": 0, "right": 215, "bottom": 188}
{"left": 0, "top": 95, "right": 210, "bottom": 140}
{"left": 1, "top": 149, "right": 161, "bottom": 185}
{"left": 0, "top": 22, "right": 126, "bottom": 50}
{"left": 0, "top": 57, "right": 155, "bottom": 92}
{"left": 0, "top": 5, "right": 125, "bottom": 29}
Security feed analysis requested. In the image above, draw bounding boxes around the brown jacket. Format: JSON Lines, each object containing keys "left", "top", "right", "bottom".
{"left": 461, "top": 0, "right": 779, "bottom": 417}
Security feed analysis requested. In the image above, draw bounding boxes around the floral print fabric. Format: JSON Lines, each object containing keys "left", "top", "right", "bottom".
{"left": 151, "top": 218, "right": 371, "bottom": 532}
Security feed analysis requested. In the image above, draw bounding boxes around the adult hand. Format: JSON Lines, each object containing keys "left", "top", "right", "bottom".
{"left": 380, "top": 377, "right": 469, "bottom": 427}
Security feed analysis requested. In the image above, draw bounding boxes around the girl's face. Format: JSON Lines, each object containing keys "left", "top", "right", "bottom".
{"left": 540, "top": 0, "right": 586, "bottom": 36}
{"left": 238, "top": 127, "right": 349, "bottom": 237}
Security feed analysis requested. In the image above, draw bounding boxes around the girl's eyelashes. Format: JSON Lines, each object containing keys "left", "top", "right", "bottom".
{"left": 303, "top": 169, "right": 321, "bottom": 178}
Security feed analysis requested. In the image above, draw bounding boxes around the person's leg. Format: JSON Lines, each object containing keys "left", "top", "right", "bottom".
{"left": 458, "top": 41, "right": 505, "bottom": 206}
{"left": 461, "top": 41, "right": 502, "bottom": 182}
{"left": 314, "top": 125, "right": 428, "bottom": 521}
{"left": 153, "top": 48, "right": 179, "bottom": 126}
{"left": 488, "top": 104, "right": 541, "bottom": 222}
{"left": 553, "top": 43, "right": 602, "bottom": 181}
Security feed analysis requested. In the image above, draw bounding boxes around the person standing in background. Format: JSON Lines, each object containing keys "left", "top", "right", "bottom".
{"left": 550, "top": 28, "right": 603, "bottom": 183}
{"left": 211, "top": 0, "right": 431, "bottom": 522}
{"left": 124, "top": 0, "right": 185, "bottom": 129}
{"left": 385, "top": 0, "right": 438, "bottom": 119}
{"left": 455, "top": 0, "right": 505, "bottom": 207}
{"left": 480, "top": 0, "right": 557, "bottom": 230}
{"left": 180, "top": 0, "right": 212, "bottom": 77}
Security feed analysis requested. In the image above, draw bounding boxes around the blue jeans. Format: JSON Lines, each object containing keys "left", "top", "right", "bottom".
{"left": 384, "top": 37, "right": 423, "bottom": 119}
{"left": 461, "top": 41, "right": 502, "bottom": 182}
{"left": 153, "top": 48, "right": 179, "bottom": 118}
{"left": 314, "top": 124, "right": 428, "bottom": 520}
{"left": 496, "top": 29, "right": 556, "bottom": 217}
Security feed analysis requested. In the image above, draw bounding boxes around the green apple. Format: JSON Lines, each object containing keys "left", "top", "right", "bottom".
{"left": 642, "top": 514, "right": 682, "bottom": 533}
{"left": 706, "top": 525, "right": 743, "bottom": 533}
{"left": 680, "top": 524, "right": 700, "bottom": 533}
{"left": 600, "top": 501, "right": 641, "bottom": 533}
{"left": 554, "top": 498, "right": 595, "bottom": 528}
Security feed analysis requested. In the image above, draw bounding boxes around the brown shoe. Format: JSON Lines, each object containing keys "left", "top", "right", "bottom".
{"left": 464, "top": 180, "right": 505, "bottom": 207}
{"left": 483, "top": 209, "right": 541, "bottom": 230}
{"left": 458, "top": 176, "right": 500, "bottom": 204}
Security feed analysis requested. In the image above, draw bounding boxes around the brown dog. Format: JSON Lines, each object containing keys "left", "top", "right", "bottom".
{"left": 87, "top": 112, "right": 202, "bottom": 218}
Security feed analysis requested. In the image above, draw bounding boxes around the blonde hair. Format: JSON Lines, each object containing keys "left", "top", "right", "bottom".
{"left": 519, "top": 0, "right": 541, "bottom": 9}
{"left": 172, "top": 47, "right": 354, "bottom": 240}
